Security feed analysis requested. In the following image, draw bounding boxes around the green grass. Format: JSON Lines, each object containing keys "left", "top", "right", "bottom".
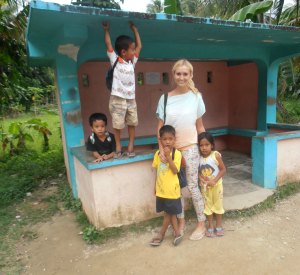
{"left": 0, "top": 108, "right": 61, "bottom": 155}
{"left": 0, "top": 150, "right": 65, "bottom": 207}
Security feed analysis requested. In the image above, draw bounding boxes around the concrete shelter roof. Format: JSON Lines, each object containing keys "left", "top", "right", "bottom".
{"left": 27, "top": 1, "right": 300, "bottom": 66}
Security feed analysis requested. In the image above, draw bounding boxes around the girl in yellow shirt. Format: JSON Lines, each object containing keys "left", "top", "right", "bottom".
{"left": 198, "top": 132, "right": 226, "bottom": 237}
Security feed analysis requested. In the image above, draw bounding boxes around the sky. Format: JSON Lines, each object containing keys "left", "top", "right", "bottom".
{"left": 45, "top": 0, "right": 295, "bottom": 13}
{"left": 49, "top": 0, "right": 151, "bottom": 12}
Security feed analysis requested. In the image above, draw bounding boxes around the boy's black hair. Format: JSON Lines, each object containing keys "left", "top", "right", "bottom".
{"left": 115, "top": 35, "right": 134, "bottom": 56}
{"left": 89, "top": 113, "right": 107, "bottom": 126}
{"left": 159, "top": 125, "right": 176, "bottom": 137}
{"left": 198, "top": 132, "right": 215, "bottom": 147}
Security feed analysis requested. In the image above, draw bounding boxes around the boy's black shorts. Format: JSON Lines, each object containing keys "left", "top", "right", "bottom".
{"left": 156, "top": 197, "right": 182, "bottom": 215}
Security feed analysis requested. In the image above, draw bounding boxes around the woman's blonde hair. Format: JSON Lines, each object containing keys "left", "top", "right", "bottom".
{"left": 172, "top": 59, "right": 199, "bottom": 94}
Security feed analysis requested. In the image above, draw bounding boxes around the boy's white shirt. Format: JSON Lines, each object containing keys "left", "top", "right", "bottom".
{"left": 107, "top": 50, "right": 138, "bottom": 99}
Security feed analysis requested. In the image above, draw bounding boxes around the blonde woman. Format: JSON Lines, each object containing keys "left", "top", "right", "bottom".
{"left": 156, "top": 59, "right": 206, "bottom": 240}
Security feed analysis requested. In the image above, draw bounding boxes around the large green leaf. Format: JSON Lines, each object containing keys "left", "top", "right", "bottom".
{"left": 8, "top": 122, "right": 21, "bottom": 135}
{"left": 229, "top": 0, "right": 273, "bottom": 22}
{"left": 164, "top": 0, "right": 183, "bottom": 15}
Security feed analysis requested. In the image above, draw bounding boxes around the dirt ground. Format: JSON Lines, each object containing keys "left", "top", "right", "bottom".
{"left": 19, "top": 193, "right": 300, "bottom": 275}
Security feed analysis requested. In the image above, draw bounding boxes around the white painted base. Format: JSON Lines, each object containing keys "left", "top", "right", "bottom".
{"left": 277, "top": 138, "right": 300, "bottom": 185}
{"left": 74, "top": 158, "right": 158, "bottom": 229}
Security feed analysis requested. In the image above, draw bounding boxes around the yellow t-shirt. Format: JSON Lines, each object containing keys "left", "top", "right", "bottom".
{"left": 152, "top": 149, "right": 182, "bottom": 199}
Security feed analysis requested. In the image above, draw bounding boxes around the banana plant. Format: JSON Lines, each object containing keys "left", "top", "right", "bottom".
{"left": 26, "top": 118, "right": 52, "bottom": 151}
{"left": 0, "top": 124, "right": 17, "bottom": 155}
{"left": 229, "top": 0, "right": 273, "bottom": 22}
{"left": 7, "top": 121, "right": 33, "bottom": 152}
{"left": 164, "top": 0, "right": 183, "bottom": 15}
{"left": 279, "top": 0, "right": 300, "bottom": 26}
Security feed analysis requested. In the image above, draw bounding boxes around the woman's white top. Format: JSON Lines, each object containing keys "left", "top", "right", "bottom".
{"left": 156, "top": 91, "right": 206, "bottom": 149}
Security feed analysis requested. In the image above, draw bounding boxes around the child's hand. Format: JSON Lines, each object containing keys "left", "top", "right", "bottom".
{"left": 102, "top": 154, "right": 109, "bottom": 160}
{"left": 102, "top": 21, "right": 110, "bottom": 30}
{"left": 199, "top": 175, "right": 207, "bottom": 184}
{"left": 163, "top": 147, "right": 171, "bottom": 160}
{"left": 206, "top": 178, "right": 216, "bottom": 187}
{"left": 199, "top": 179, "right": 205, "bottom": 187}
{"left": 129, "top": 21, "right": 137, "bottom": 32}
{"left": 199, "top": 175, "right": 208, "bottom": 189}
{"left": 158, "top": 150, "right": 167, "bottom": 163}
{"left": 93, "top": 156, "right": 103, "bottom": 163}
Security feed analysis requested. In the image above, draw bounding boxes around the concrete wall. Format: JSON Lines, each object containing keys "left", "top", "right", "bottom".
{"left": 78, "top": 61, "right": 230, "bottom": 140}
{"left": 277, "top": 138, "right": 300, "bottom": 185}
{"left": 228, "top": 63, "right": 258, "bottom": 129}
{"left": 228, "top": 63, "right": 258, "bottom": 153}
{"left": 75, "top": 157, "right": 157, "bottom": 228}
{"left": 78, "top": 61, "right": 258, "bottom": 154}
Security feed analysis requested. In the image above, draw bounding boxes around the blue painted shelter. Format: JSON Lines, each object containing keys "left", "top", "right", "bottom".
{"left": 26, "top": 1, "right": 300, "bottom": 224}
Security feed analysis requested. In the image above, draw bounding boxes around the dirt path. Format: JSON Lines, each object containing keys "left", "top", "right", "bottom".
{"left": 20, "top": 193, "right": 300, "bottom": 275}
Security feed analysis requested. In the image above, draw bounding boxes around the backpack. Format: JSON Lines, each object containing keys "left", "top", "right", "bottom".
{"left": 172, "top": 148, "right": 187, "bottom": 189}
{"left": 105, "top": 58, "right": 118, "bottom": 91}
{"left": 163, "top": 92, "right": 187, "bottom": 189}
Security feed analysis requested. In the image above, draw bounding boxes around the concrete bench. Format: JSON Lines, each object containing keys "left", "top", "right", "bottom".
{"left": 72, "top": 127, "right": 267, "bottom": 171}
{"left": 120, "top": 127, "right": 267, "bottom": 148}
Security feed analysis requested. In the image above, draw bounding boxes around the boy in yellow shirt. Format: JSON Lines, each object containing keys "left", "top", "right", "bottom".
{"left": 150, "top": 125, "right": 183, "bottom": 246}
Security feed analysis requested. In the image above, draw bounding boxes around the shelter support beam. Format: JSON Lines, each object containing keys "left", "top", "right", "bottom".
{"left": 252, "top": 136, "right": 277, "bottom": 189}
{"left": 55, "top": 56, "right": 83, "bottom": 197}
{"left": 256, "top": 60, "right": 279, "bottom": 130}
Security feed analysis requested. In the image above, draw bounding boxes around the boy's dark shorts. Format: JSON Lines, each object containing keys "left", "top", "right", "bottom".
{"left": 156, "top": 197, "right": 182, "bottom": 215}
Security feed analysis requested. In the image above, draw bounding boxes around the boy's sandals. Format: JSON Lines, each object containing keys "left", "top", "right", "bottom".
{"left": 215, "top": 227, "right": 225, "bottom": 237}
{"left": 172, "top": 226, "right": 186, "bottom": 237}
{"left": 113, "top": 151, "right": 124, "bottom": 159}
{"left": 149, "top": 235, "right": 164, "bottom": 247}
{"left": 189, "top": 228, "right": 206, "bottom": 241}
{"left": 127, "top": 151, "right": 136, "bottom": 158}
{"left": 173, "top": 234, "right": 183, "bottom": 246}
{"left": 205, "top": 228, "right": 216, "bottom": 238}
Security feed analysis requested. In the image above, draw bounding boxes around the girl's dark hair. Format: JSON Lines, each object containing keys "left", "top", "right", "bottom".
{"left": 198, "top": 132, "right": 215, "bottom": 147}
{"left": 115, "top": 35, "right": 134, "bottom": 55}
{"left": 89, "top": 113, "right": 107, "bottom": 126}
{"left": 159, "top": 125, "right": 176, "bottom": 137}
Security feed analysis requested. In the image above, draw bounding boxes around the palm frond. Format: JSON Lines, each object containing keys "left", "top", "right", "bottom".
{"left": 273, "top": 0, "right": 284, "bottom": 24}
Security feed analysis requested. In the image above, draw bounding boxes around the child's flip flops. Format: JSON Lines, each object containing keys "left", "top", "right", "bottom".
{"left": 149, "top": 235, "right": 164, "bottom": 246}
{"left": 173, "top": 234, "right": 183, "bottom": 246}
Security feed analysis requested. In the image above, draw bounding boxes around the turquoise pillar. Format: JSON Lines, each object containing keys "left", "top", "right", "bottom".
{"left": 55, "top": 55, "right": 83, "bottom": 197}
{"left": 252, "top": 136, "right": 277, "bottom": 188}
